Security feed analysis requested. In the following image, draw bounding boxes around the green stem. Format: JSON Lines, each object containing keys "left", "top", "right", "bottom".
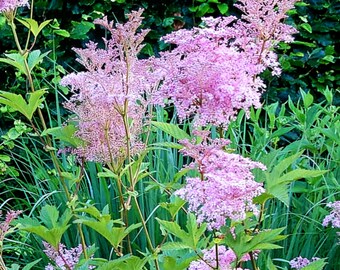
{"left": 133, "top": 196, "right": 160, "bottom": 270}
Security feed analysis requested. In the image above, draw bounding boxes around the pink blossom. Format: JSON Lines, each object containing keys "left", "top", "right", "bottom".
{"left": 43, "top": 242, "right": 89, "bottom": 270}
{"left": 289, "top": 256, "right": 320, "bottom": 270}
{"left": 189, "top": 245, "right": 250, "bottom": 270}
{"left": 0, "top": 0, "right": 29, "bottom": 13}
{"left": 156, "top": 0, "right": 298, "bottom": 127}
{"left": 175, "top": 133, "right": 265, "bottom": 230}
{"left": 322, "top": 201, "right": 340, "bottom": 228}
{"left": 61, "top": 9, "right": 158, "bottom": 163}
{"left": 0, "top": 210, "right": 22, "bottom": 241}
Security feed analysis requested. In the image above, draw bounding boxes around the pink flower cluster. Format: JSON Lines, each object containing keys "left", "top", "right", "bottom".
{"left": 322, "top": 201, "right": 340, "bottom": 228}
{"left": 156, "top": 0, "right": 298, "bottom": 127}
{"left": 0, "top": 210, "right": 22, "bottom": 241}
{"left": 0, "top": 0, "right": 28, "bottom": 13}
{"left": 289, "top": 256, "right": 320, "bottom": 270}
{"left": 175, "top": 132, "right": 266, "bottom": 230}
{"left": 43, "top": 242, "right": 87, "bottom": 270}
{"left": 189, "top": 245, "right": 250, "bottom": 270}
{"left": 61, "top": 9, "right": 159, "bottom": 163}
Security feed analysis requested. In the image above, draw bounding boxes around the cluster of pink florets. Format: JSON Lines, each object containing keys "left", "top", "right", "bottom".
{"left": 175, "top": 132, "right": 266, "bottom": 230}
{"left": 322, "top": 201, "right": 340, "bottom": 228}
{"left": 0, "top": 0, "right": 29, "bottom": 13}
{"left": 61, "top": 9, "right": 159, "bottom": 163}
{"left": 156, "top": 0, "right": 298, "bottom": 127}
{"left": 289, "top": 256, "right": 320, "bottom": 270}
{"left": 43, "top": 242, "right": 91, "bottom": 270}
{"left": 189, "top": 245, "right": 250, "bottom": 270}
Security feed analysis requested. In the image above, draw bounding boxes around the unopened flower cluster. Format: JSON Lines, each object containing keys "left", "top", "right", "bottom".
{"left": 0, "top": 0, "right": 28, "bottom": 13}
{"left": 289, "top": 256, "right": 320, "bottom": 270}
{"left": 189, "top": 245, "right": 250, "bottom": 270}
{"left": 61, "top": 9, "right": 159, "bottom": 163}
{"left": 175, "top": 132, "right": 266, "bottom": 230}
{"left": 156, "top": 0, "right": 298, "bottom": 126}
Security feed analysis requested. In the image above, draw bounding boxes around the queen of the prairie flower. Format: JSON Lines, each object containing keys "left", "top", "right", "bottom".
{"left": 175, "top": 132, "right": 266, "bottom": 230}
{"left": 156, "top": 0, "right": 298, "bottom": 127}
{"left": 61, "top": 9, "right": 159, "bottom": 165}
{"left": 0, "top": 0, "right": 28, "bottom": 13}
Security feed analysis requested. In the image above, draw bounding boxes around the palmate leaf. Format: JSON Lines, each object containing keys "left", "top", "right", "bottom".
{"left": 75, "top": 205, "right": 141, "bottom": 249}
{"left": 224, "top": 227, "right": 286, "bottom": 261}
{"left": 151, "top": 121, "right": 190, "bottom": 140}
{"left": 97, "top": 255, "right": 148, "bottom": 270}
{"left": 0, "top": 53, "right": 27, "bottom": 75}
{"left": 0, "top": 90, "right": 46, "bottom": 120}
{"left": 262, "top": 151, "right": 328, "bottom": 206}
{"left": 18, "top": 205, "right": 72, "bottom": 248}
{"left": 41, "top": 124, "right": 83, "bottom": 147}
{"left": 157, "top": 213, "right": 207, "bottom": 251}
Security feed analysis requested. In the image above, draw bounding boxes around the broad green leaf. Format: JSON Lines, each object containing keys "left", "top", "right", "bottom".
{"left": 277, "top": 169, "right": 328, "bottom": 183}
{"left": 0, "top": 90, "right": 46, "bottom": 120}
{"left": 217, "top": 3, "right": 228, "bottom": 14}
{"left": 0, "top": 154, "right": 10, "bottom": 162}
{"left": 16, "top": 18, "right": 52, "bottom": 37}
{"left": 301, "top": 23, "right": 312, "bottom": 33}
{"left": 18, "top": 205, "right": 72, "bottom": 248}
{"left": 97, "top": 256, "right": 148, "bottom": 270}
{"left": 301, "top": 259, "right": 327, "bottom": 270}
{"left": 159, "top": 196, "right": 186, "bottom": 219}
{"left": 151, "top": 121, "right": 190, "bottom": 140}
{"left": 0, "top": 53, "right": 27, "bottom": 75}
{"left": 22, "top": 259, "right": 42, "bottom": 270}
{"left": 27, "top": 50, "right": 51, "bottom": 72}
{"left": 41, "top": 124, "right": 83, "bottom": 147}
{"left": 76, "top": 217, "right": 141, "bottom": 248}
{"left": 266, "top": 256, "right": 278, "bottom": 270}
{"left": 157, "top": 213, "right": 207, "bottom": 250}
{"left": 225, "top": 227, "right": 286, "bottom": 260}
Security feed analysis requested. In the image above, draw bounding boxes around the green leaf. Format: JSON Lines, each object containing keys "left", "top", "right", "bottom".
{"left": 0, "top": 154, "right": 11, "bottom": 162}
{"left": 54, "top": 29, "right": 71, "bottom": 37}
{"left": 27, "top": 50, "right": 50, "bottom": 72}
{"left": 157, "top": 213, "right": 207, "bottom": 250}
{"left": 18, "top": 205, "right": 72, "bottom": 248}
{"left": 301, "top": 23, "right": 312, "bottom": 33}
{"left": 22, "top": 259, "right": 42, "bottom": 270}
{"left": 75, "top": 211, "right": 141, "bottom": 249}
{"left": 301, "top": 259, "right": 327, "bottom": 270}
{"left": 197, "top": 3, "right": 210, "bottom": 17}
{"left": 151, "top": 121, "right": 190, "bottom": 140}
{"left": 0, "top": 90, "right": 46, "bottom": 120}
{"left": 70, "top": 21, "right": 95, "bottom": 39}
{"left": 160, "top": 196, "right": 186, "bottom": 219}
{"left": 0, "top": 53, "right": 27, "bottom": 75}
{"left": 217, "top": 3, "right": 228, "bottom": 14}
{"left": 16, "top": 18, "right": 51, "bottom": 37}
{"left": 97, "top": 256, "right": 148, "bottom": 270}
{"left": 41, "top": 124, "right": 83, "bottom": 147}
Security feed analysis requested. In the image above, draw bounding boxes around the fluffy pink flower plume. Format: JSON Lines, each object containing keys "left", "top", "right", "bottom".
{"left": 322, "top": 201, "right": 340, "bottom": 228}
{"left": 189, "top": 245, "right": 250, "bottom": 270}
{"left": 175, "top": 132, "right": 266, "bottom": 230}
{"left": 0, "top": 210, "right": 22, "bottom": 241}
{"left": 156, "top": 0, "right": 298, "bottom": 127}
{"left": 61, "top": 9, "right": 159, "bottom": 163}
{"left": 0, "top": 0, "right": 29, "bottom": 13}
{"left": 43, "top": 242, "right": 95, "bottom": 270}
{"left": 289, "top": 256, "right": 320, "bottom": 270}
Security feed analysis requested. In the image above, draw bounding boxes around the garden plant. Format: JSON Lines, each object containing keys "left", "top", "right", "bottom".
{"left": 0, "top": 0, "right": 339, "bottom": 269}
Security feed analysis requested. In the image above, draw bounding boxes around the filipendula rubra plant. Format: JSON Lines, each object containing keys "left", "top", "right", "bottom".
{"left": 3, "top": 0, "right": 330, "bottom": 269}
